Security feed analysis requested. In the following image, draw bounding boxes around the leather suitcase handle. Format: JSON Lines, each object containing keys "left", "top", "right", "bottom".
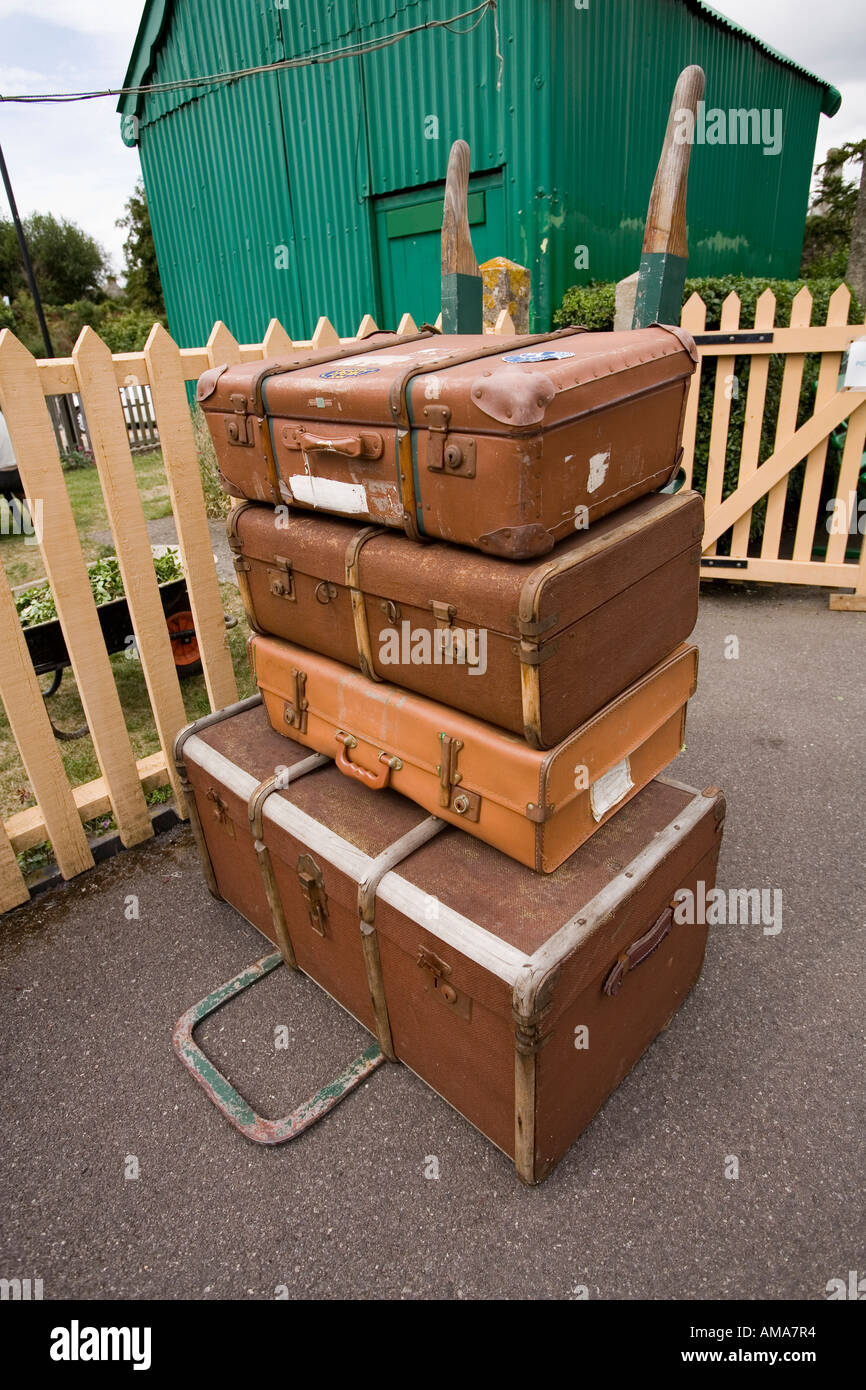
{"left": 335, "top": 731, "right": 402, "bottom": 789}
{"left": 603, "top": 906, "right": 674, "bottom": 997}
{"left": 285, "top": 426, "right": 384, "bottom": 459}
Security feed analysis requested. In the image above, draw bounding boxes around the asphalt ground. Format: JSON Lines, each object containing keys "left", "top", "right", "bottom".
{"left": 1, "top": 580, "right": 864, "bottom": 1301}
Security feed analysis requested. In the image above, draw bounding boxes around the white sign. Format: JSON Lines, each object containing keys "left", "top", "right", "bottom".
{"left": 844, "top": 336, "right": 866, "bottom": 389}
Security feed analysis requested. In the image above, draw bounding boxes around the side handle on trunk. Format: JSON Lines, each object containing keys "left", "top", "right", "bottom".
{"left": 335, "top": 731, "right": 402, "bottom": 789}
{"left": 603, "top": 906, "right": 674, "bottom": 997}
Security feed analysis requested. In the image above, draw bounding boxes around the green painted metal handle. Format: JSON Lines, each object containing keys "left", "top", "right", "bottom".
{"left": 173, "top": 952, "right": 384, "bottom": 1145}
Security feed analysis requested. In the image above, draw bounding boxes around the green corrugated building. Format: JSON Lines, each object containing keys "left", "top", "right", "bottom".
{"left": 119, "top": 0, "right": 840, "bottom": 343}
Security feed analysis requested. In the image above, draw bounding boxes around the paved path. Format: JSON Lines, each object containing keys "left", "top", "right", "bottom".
{"left": 1, "top": 581, "right": 863, "bottom": 1299}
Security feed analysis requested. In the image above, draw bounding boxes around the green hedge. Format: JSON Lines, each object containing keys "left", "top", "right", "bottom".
{"left": 555, "top": 276, "right": 865, "bottom": 549}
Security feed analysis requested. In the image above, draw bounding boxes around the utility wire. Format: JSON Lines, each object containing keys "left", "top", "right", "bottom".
{"left": 0, "top": 2, "right": 502, "bottom": 104}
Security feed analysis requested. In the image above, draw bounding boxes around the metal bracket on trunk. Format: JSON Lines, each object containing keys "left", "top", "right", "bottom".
{"left": 431, "top": 599, "right": 456, "bottom": 629}
{"left": 267, "top": 556, "right": 295, "bottom": 601}
{"left": 423, "top": 404, "right": 476, "bottom": 477}
{"left": 515, "top": 639, "right": 558, "bottom": 667}
{"left": 416, "top": 947, "right": 472, "bottom": 1021}
{"left": 225, "top": 393, "right": 255, "bottom": 447}
{"left": 297, "top": 854, "right": 328, "bottom": 937}
{"left": 283, "top": 668, "right": 308, "bottom": 733}
{"left": 436, "top": 733, "right": 481, "bottom": 822}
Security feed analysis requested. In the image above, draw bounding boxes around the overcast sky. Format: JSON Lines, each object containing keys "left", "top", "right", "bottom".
{"left": 0, "top": 0, "right": 863, "bottom": 278}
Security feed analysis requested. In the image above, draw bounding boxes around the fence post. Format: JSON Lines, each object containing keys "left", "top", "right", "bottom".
{"left": 72, "top": 326, "right": 188, "bottom": 813}
{"left": 144, "top": 323, "right": 239, "bottom": 713}
{"left": 0, "top": 329, "right": 153, "bottom": 848}
{"left": 761, "top": 287, "right": 813, "bottom": 561}
{"left": 0, "top": 565, "right": 94, "bottom": 878}
{"left": 262, "top": 319, "right": 293, "bottom": 356}
{"left": 793, "top": 285, "right": 851, "bottom": 562}
{"left": 0, "top": 821, "right": 28, "bottom": 913}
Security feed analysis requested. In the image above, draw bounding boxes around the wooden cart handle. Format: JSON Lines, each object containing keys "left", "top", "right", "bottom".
{"left": 603, "top": 906, "right": 674, "bottom": 997}
{"left": 284, "top": 426, "right": 383, "bottom": 459}
{"left": 335, "top": 731, "right": 402, "bottom": 789}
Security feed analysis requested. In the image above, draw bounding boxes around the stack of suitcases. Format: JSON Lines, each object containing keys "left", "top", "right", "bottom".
{"left": 175, "top": 322, "right": 726, "bottom": 1184}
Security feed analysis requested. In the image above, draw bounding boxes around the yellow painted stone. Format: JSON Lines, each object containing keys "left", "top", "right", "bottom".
{"left": 480, "top": 257, "right": 531, "bottom": 332}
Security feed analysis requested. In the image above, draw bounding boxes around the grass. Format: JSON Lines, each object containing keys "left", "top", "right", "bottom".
{"left": 0, "top": 446, "right": 253, "bottom": 883}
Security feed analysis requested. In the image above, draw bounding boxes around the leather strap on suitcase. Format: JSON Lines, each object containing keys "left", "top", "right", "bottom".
{"left": 386, "top": 326, "right": 587, "bottom": 539}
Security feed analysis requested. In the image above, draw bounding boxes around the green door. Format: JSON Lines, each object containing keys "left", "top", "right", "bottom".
{"left": 374, "top": 169, "right": 506, "bottom": 329}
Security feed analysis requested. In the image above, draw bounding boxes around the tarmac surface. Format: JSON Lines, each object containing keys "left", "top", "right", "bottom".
{"left": 1, "top": 580, "right": 864, "bottom": 1301}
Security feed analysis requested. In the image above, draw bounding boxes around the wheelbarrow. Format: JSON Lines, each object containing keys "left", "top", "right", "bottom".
{"left": 17, "top": 563, "right": 236, "bottom": 740}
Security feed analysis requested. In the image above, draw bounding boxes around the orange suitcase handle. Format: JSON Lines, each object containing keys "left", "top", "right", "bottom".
{"left": 335, "top": 730, "right": 402, "bottom": 790}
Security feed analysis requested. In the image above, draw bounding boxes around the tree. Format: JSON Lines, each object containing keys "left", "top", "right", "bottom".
{"left": 0, "top": 219, "right": 24, "bottom": 301}
{"left": 117, "top": 180, "right": 165, "bottom": 315}
{"left": 800, "top": 140, "right": 866, "bottom": 281}
{"left": 24, "top": 213, "right": 108, "bottom": 304}
{"left": 847, "top": 160, "right": 866, "bottom": 309}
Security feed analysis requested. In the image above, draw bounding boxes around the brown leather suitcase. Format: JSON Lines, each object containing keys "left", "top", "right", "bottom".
{"left": 175, "top": 697, "right": 725, "bottom": 1183}
{"left": 197, "top": 325, "right": 697, "bottom": 558}
{"left": 228, "top": 489, "right": 703, "bottom": 748}
{"left": 249, "top": 632, "right": 698, "bottom": 872}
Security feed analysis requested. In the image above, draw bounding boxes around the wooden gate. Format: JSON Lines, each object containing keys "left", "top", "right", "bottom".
{"left": 679, "top": 285, "right": 866, "bottom": 608}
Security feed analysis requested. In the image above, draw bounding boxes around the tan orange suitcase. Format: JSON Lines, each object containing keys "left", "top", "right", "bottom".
{"left": 249, "top": 633, "right": 698, "bottom": 872}
{"left": 174, "top": 698, "right": 725, "bottom": 1183}
{"left": 197, "top": 325, "right": 697, "bottom": 558}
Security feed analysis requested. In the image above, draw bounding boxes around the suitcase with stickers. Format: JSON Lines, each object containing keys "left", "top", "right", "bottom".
{"left": 197, "top": 325, "right": 697, "bottom": 559}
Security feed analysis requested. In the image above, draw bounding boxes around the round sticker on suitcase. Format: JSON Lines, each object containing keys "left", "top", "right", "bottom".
{"left": 319, "top": 364, "right": 381, "bottom": 379}
{"left": 502, "top": 350, "right": 575, "bottom": 362}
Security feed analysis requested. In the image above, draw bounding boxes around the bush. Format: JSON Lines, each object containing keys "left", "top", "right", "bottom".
{"left": 98, "top": 307, "right": 164, "bottom": 354}
{"left": 60, "top": 446, "right": 94, "bottom": 472}
{"left": 553, "top": 280, "right": 617, "bottom": 331}
{"left": 191, "top": 404, "right": 230, "bottom": 519}
{"left": 554, "top": 275, "right": 865, "bottom": 549}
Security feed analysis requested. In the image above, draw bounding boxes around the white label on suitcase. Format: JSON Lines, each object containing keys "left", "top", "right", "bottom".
{"left": 288, "top": 474, "right": 369, "bottom": 514}
{"left": 590, "top": 757, "right": 634, "bottom": 822}
{"left": 587, "top": 450, "right": 610, "bottom": 493}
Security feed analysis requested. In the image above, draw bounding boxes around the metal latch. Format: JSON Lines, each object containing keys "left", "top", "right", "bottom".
{"left": 379, "top": 598, "right": 401, "bottom": 624}
{"left": 297, "top": 854, "right": 328, "bottom": 936}
{"left": 283, "top": 668, "right": 308, "bottom": 733}
{"left": 423, "top": 404, "right": 476, "bottom": 477}
{"left": 267, "top": 556, "right": 295, "bottom": 600}
{"left": 416, "top": 947, "right": 472, "bottom": 1020}
{"left": 431, "top": 599, "right": 456, "bottom": 629}
{"left": 225, "top": 393, "right": 255, "bottom": 447}
{"left": 436, "top": 733, "right": 481, "bottom": 821}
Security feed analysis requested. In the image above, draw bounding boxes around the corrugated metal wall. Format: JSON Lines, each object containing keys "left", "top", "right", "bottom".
{"left": 126, "top": 0, "right": 831, "bottom": 344}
